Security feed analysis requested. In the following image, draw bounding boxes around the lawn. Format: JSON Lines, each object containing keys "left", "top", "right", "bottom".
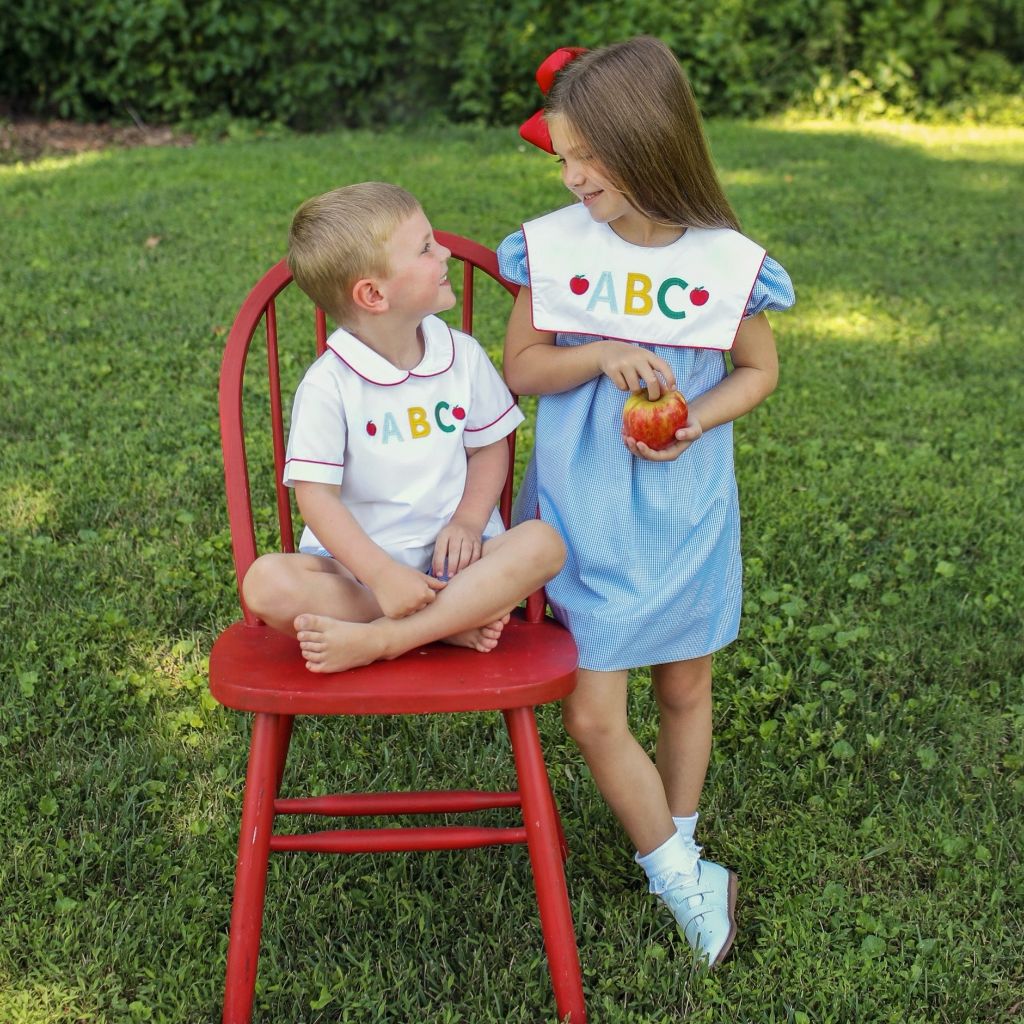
{"left": 1, "top": 118, "right": 1022, "bottom": 1024}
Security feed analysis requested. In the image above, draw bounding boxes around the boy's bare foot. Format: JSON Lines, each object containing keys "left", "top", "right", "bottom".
{"left": 294, "top": 613, "right": 388, "bottom": 673}
{"left": 443, "top": 613, "right": 510, "bottom": 653}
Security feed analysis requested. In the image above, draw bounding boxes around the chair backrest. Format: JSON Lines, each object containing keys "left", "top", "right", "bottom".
{"left": 219, "top": 231, "right": 534, "bottom": 627}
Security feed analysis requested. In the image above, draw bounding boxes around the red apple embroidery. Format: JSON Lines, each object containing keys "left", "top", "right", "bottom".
{"left": 452, "top": 406, "right": 466, "bottom": 421}
{"left": 366, "top": 420, "right": 377, "bottom": 436}
{"left": 689, "top": 286, "right": 709, "bottom": 306}
{"left": 570, "top": 274, "right": 590, "bottom": 295}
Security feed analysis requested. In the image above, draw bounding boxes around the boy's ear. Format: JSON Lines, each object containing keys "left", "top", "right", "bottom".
{"left": 350, "top": 277, "right": 388, "bottom": 314}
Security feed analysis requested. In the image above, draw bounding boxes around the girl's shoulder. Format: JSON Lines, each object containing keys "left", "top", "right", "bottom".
{"left": 496, "top": 229, "right": 529, "bottom": 287}
{"left": 746, "top": 254, "right": 796, "bottom": 317}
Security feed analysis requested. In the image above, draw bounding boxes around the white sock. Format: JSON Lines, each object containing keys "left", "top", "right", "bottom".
{"left": 673, "top": 812, "right": 699, "bottom": 850}
{"left": 634, "top": 831, "right": 700, "bottom": 895}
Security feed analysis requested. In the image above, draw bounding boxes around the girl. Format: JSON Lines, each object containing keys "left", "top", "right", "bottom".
{"left": 499, "top": 37, "right": 795, "bottom": 966}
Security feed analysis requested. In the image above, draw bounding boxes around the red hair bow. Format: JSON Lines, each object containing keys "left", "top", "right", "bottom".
{"left": 518, "top": 46, "right": 588, "bottom": 154}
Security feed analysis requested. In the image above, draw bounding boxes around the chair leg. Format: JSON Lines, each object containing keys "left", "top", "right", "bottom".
{"left": 223, "top": 712, "right": 284, "bottom": 1024}
{"left": 548, "top": 774, "right": 569, "bottom": 863}
{"left": 505, "top": 708, "right": 587, "bottom": 1024}
{"left": 273, "top": 715, "right": 294, "bottom": 794}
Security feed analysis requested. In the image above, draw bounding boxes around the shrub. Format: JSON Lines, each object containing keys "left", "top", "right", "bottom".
{"left": 1, "top": 0, "right": 1021, "bottom": 125}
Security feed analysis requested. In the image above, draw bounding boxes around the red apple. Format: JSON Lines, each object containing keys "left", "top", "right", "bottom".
{"left": 570, "top": 274, "right": 590, "bottom": 295}
{"left": 621, "top": 388, "right": 689, "bottom": 451}
{"left": 689, "top": 286, "right": 709, "bottom": 306}
{"left": 366, "top": 420, "right": 377, "bottom": 436}
{"left": 452, "top": 405, "right": 466, "bottom": 420}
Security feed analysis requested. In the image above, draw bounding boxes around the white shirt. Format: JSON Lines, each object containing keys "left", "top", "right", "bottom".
{"left": 283, "top": 315, "right": 524, "bottom": 566}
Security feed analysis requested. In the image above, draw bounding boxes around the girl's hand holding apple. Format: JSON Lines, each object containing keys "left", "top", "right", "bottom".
{"left": 622, "top": 387, "right": 701, "bottom": 461}
{"left": 624, "top": 416, "right": 702, "bottom": 461}
{"left": 597, "top": 340, "right": 676, "bottom": 398}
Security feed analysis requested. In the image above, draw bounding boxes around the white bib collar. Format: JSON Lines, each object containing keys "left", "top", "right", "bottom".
{"left": 326, "top": 314, "right": 456, "bottom": 386}
{"left": 522, "top": 204, "right": 765, "bottom": 351}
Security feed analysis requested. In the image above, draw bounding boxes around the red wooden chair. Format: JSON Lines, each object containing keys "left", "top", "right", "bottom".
{"left": 209, "top": 232, "right": 586, "bottom": 1023}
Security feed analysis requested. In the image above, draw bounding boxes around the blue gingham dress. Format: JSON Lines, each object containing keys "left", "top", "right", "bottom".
{"left": 498, "top": 229, "right": 795, "bottom": 672}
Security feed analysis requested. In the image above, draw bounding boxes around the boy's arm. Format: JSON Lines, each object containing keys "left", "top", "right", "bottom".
{"left": 295, "top": 480, "right": 444, "bottom": 617}
{"left": 431, "top": 439, "right": 508, "bottom": 578}
{"left": 504, "top": 287, "right": 677, "bottom": 398}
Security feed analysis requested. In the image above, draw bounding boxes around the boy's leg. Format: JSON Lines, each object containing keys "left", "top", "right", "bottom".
{"left": 651, "top": 656, "right": 713, "bottom": 815}
{"left": 242, "top": 552, "right": 381, "bottom": 636}
{"left": 294, "top": 520, "right": 565, "bottom": 673}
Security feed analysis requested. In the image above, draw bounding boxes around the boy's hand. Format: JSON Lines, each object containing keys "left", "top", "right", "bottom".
{"left": 623, "top": 416, "right": 703, "bottom": 461}
{"left": 432, "top": 521, "right": 484, "bottom": 579}
{"left": 368, "top": 561, "right": 446, "bottom": 618}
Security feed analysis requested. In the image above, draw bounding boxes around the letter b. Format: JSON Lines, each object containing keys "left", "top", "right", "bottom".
{"left": 624, "top": 273, "right": 653, "bottom": 316}
{"left": 408, "top": 406, "right": 431, "bottom": 439}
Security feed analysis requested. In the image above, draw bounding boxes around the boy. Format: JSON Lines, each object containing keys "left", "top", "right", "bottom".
{"left": 242, "top": 182, "right": 566, "bottom": 674}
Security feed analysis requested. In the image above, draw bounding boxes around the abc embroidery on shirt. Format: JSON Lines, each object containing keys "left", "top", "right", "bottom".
{"left": 365, "top": 401, "right": 467, "bottom": 443}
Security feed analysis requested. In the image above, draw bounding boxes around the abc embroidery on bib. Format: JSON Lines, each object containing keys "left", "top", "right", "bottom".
{"left": 523, "top": 204, "right": 766, "bottom": 351}
{"left": 566, "top": 269, "right": 710, "bottom": 320}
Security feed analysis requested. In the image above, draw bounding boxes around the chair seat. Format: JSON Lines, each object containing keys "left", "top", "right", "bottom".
{"left": 210, "top": 609, "right": 578, "bottom": 716}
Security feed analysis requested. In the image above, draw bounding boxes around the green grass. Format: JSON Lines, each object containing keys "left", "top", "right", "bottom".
{"left": 1, "top": 119, "right": 1022, "bottom": 1023}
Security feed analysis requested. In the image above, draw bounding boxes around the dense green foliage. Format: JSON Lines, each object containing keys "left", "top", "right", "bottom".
{"left": 1, "top": 0, "right": 1022, "bottom": 126}
{"left": 2, "top": 120, "right": 1023, "bottom": 1022}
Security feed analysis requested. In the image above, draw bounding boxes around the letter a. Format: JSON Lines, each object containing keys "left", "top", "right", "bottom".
{"left": 408, "top": 406, "right": 431, "bottom": 439}
{"left": 586, "top": 271, "right": 619, "bottom": 314}
{"left": 381, "top": 411, "right": 403, "bottom": 444}
{"left": 624, "top": 273, "right": 653, "bottom": 316}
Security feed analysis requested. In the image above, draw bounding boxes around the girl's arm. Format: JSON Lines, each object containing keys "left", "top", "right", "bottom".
{"left": 689, "top": 311, "right": 778, "bottom": 429}
{"left": 504, "top": 287, "right": 678, "bottom": 398}
{"left": 431, "top": 439, "right": 508, "bottom": 578}
{"left": 625, "top": 312, "right": 779, "bottom": 461}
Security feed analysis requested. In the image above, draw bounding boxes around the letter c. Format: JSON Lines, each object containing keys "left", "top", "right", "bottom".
{"left": 434, "top": 401, "right": 456, "bottom": 433}
{"left": 657, "top": 278, "right": 688, "bottom": 320}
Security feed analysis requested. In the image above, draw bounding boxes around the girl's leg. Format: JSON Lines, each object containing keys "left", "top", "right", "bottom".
{"left": 651, "top": 655, "right": 713, "bottom": 817}
{"left": 293, "top": 520, "right": 565, "bottom": 673}
{"left": 561, "top": 668, "right": 676, "bottom": 856}
{"left": 648, "top": 657, "right": 737, "bottom": 967}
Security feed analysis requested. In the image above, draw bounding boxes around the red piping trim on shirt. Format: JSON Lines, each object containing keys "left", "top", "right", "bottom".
{"left": 326, "top": 324, "right": 456, "bottom": 386}
{"left": 465, "top": 402, "right": 518, "bottom": 433}
{"left": 285, "top": 457, "right": 344, "bottom": 469}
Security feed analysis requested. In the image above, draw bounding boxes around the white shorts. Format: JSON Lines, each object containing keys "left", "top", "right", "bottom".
{"left": 299, "top": 539, "right": 436, "bottom": 575}
{"left": 299, "top": 519, "right": 505, "bottom": 581}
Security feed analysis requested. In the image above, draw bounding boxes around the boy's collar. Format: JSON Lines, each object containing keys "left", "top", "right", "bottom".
{"left": 325, "top": 315, "right": 455, "bottom": 386}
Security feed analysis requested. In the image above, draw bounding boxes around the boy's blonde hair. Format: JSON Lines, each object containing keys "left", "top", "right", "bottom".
{"left": 546, "top": 36, "right": 740, "bottom": 232}
{"left": 287, "top": 182, "right": 422, "bottom": 322}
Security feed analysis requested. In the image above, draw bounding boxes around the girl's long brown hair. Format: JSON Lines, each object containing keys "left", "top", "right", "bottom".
{"left": 545, "top": 36, "right": 740, "bottom": 232}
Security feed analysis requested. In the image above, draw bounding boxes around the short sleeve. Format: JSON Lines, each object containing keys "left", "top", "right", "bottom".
{"left": 744, "top": 255, "right": 795, "bottom": 318}
{"left": 282, "top": 369, "right": 347, "bottom": 487}
{"left": 461, "top": 336, "right": 525, "bottom": 448}
{"left": 497, "top": 229, "right": 531, "bottom": 287}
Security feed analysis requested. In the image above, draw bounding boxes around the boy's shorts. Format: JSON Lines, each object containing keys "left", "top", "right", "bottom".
{"left": 300, "top": 528, "right": 503, "bottom": 582}
{"left": 300, "top": 540, "right": 436, "bottom": 575}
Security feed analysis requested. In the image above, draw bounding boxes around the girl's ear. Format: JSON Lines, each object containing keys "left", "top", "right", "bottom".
{"left": 351, "top": 277, "right": 388, "bottom": 314}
